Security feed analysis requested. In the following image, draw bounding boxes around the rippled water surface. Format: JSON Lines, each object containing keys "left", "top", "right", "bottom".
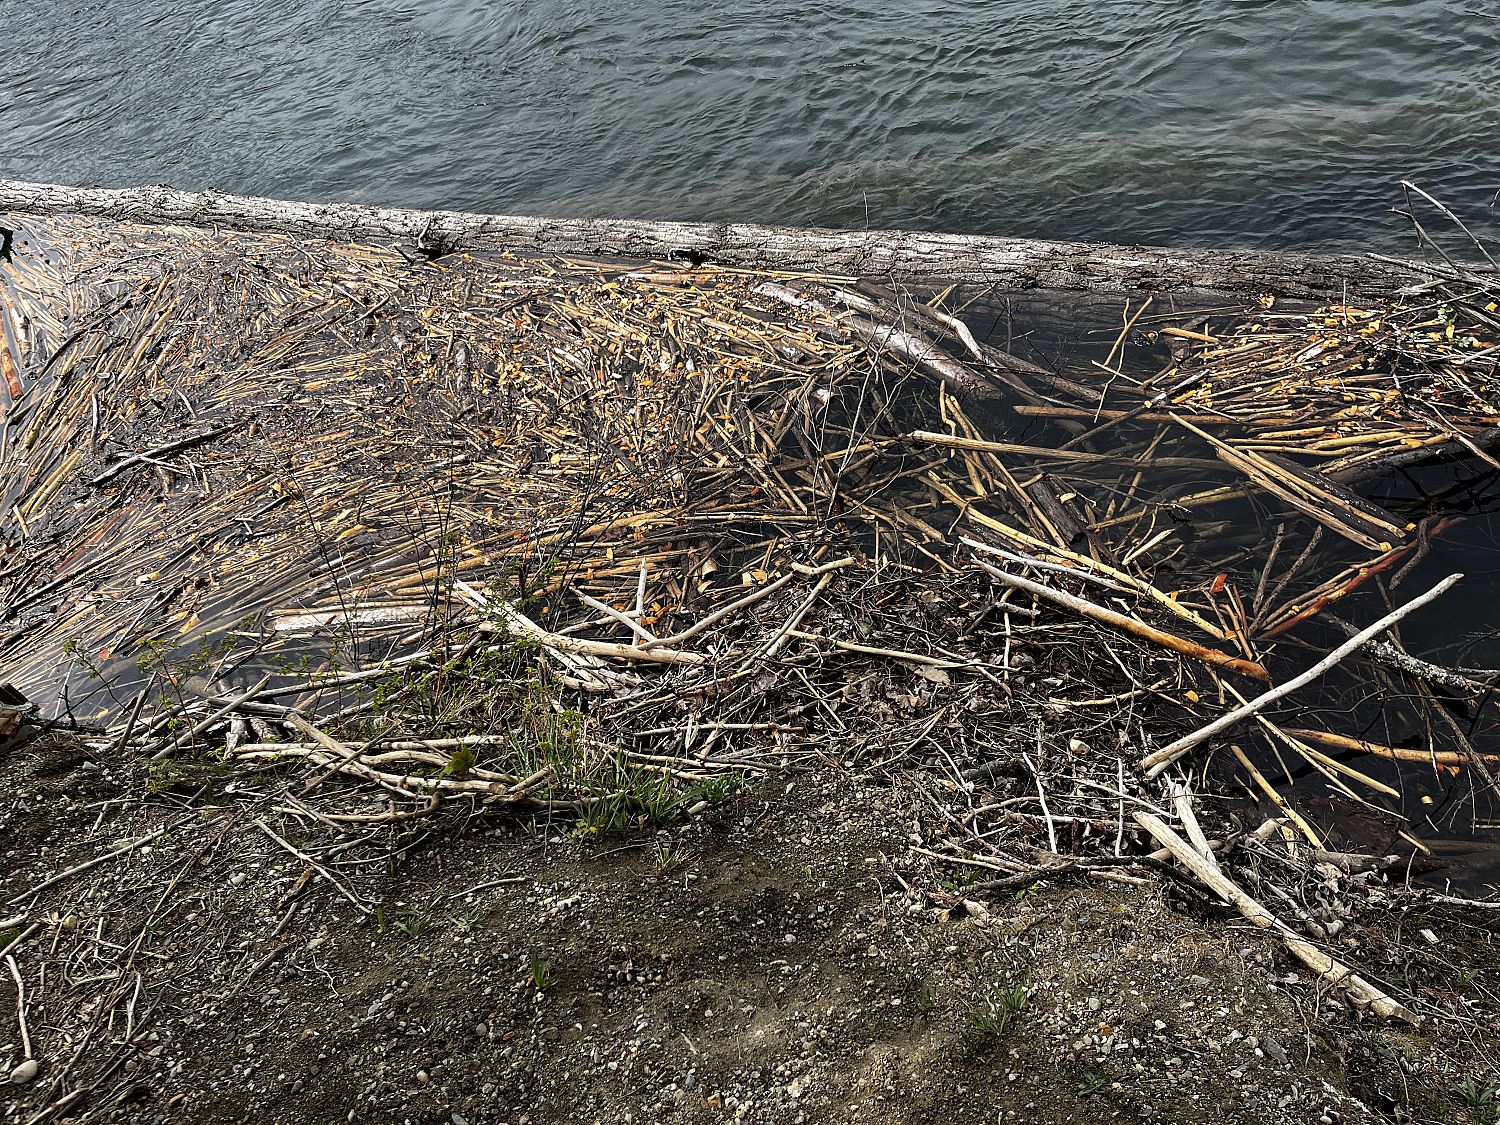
{"left": 3, "top": 1, "right": 1498, "bottom": 251}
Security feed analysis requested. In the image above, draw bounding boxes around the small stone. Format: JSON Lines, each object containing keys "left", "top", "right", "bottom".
{"left": 229, "top": 873, "right": 248, "bottom": 887}
{"left": 416, "top": 1069, "right": 430, "bottom": 1084}
{"left": 1087, "top": 997, "right": 1102, "bottom": 1012}
{"left": 9, "top": 1058, "right": 39, "bottom": 1084}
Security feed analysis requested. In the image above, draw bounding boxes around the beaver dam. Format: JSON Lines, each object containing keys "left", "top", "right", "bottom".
{"left": 3, "top": 188, "right": 1500, "bottom": 1040}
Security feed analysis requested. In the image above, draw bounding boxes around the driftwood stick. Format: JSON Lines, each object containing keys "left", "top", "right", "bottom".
{"left": 1281, "top": 726, "right": 1500, "bottom": 768}
{"left": 1142, "top": 573, "right": 1462, "bottom": 777}
{"left": 454, "top": 581, "right": 705, "bottom": 666}
{"left": 974, "top": 561, "right": 1269, "bottom": 682}
{"left": 88, "top": 421, "right": 242, "bottom": 487}
{"left": 1169, "top": 783, "right": 1219, "bottom": 870}
{"left": 950, "top": 509, "right": 1228, "bottom": 640}
{"left": 754, "top": 282, "right": 1000, "bottom": 399}
{"left": 1325, "top": 616, "right": 1494, "bottom": 694}
{"left": 5, "top": 954, "right": 32, "bottom": 1060}
{"left": 150, "top": 672, "right": 274, "bottom": 761}
{"left": 252, "top": 818, "right": 372, "bottom": 916}
{"left": 0, "top": 178, "right": 1435, "bottom": 299}
{"left": 643, "top": 572, "right": 798, "bottom": 650}
{"left": 1134, "top": 812, "right": 1416, "bottom": 1022}
{"left": 573, "top": 590, "right": 658, "bottom": 644}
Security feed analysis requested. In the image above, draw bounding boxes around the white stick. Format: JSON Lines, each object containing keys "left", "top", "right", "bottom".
{"left": 5, "top": 954, "right": 31, "bottom": 1058}
{"left": 1170, "top": 782, "right": 1220, "bottom": 872}
{"left": 574, "top": 590, "right": 658, "bottom": 644}
{"left": 1142, "top": 573, "right": 1461, "bottom": 777}
{"left": 1134, "top": 812, "right": 1415, "bottom": 1022}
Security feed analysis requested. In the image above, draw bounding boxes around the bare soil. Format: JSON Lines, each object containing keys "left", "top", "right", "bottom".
{"left": 3, "top": 736, "right": 1498, "bottom": 1125}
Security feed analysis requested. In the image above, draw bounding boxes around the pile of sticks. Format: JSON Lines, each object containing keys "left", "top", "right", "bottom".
{"left": 3, "top": 208, "right": 1499, "bottom": 1023}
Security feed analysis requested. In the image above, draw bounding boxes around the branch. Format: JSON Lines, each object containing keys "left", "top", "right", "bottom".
{"left": 1141, "top": 573, "right": 1462, "bottom": 777}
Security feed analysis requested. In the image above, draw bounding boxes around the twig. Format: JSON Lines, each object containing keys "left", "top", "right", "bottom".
{"left": 87, "top": 421, "right": 242, "bottom": 486}
{"left": 1325, "top": 615, "right": 1493, "bottom": 694}
{"left": 1023, "top": 748, "right": 1058, "bottom": 854}
{"left": 1134, "top": 812, "right": 1416, "bottom": 1023}
{"left": 1142, "top": 573, "right": 1462, "bottom": 777}
{"left": 642, "top": 571, "right": 798, "bottom": 650}
{"left": 974, "top": 560, "right": 1268, "bottom": 682}
{"left": 149, "top": 672, "right": 274, "bottom": 760}
{"left": 5, "top": 954, "right": 31, "bottom": 1058}
{"left": 252, "top": 818, "right": 373, "bottom": 916}
{"left": 5, "top": 821, "right": 185, "bottom": 906}
{"left": 1169, "top": 782, "right": 1219, "bottom": 871}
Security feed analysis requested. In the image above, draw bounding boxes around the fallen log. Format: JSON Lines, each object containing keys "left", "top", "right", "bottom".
{"left": 0, "top": 178, "right": 1434, "bottom": 300}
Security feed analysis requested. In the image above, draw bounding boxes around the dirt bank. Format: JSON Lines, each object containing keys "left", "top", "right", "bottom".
{"left": 3, "top": 737, "right": 1497, "bottom": 1125}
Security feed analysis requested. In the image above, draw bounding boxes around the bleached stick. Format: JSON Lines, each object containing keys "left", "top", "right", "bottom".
{"left": 1142, "top": 573, "right": 1461, "bottom": 777}
{"left": 1135, "top": 812, "right": 1415, "bottom": 1023}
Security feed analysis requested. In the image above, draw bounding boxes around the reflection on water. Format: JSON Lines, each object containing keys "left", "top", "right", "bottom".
{"left": 2, "top": 0, "right": 1497, "bottom": 250}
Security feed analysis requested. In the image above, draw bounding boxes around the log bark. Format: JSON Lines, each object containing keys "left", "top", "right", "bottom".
{"left": 0, "top": 178, "right": 1434, "bottom": 300}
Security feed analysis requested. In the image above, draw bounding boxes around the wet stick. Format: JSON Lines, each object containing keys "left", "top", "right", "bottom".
{"left": 1281, "top": 727, "right": 1500, "bottom": 769}
{"left": 972, "top": 559, "right": 1268, "bottom": 682}
{"left": 1142, "top": 573, "right": 1462, "bottom": 777}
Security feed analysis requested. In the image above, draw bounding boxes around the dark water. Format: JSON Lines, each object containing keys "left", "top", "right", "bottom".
{"left": 3, "top": 0, "right": 1497, "bottom": 251}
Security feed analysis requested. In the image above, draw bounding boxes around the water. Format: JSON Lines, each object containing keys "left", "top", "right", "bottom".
{"left": 3, "top": 0, "right": 1497, "bottom": 252}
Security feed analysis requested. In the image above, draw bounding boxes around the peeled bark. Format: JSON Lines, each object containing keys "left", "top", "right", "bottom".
{"left": 0, "top": 178, "right": 1433, "bottom": 300}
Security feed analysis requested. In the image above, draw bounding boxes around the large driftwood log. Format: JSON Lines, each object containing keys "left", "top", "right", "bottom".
{"left": 0, "top": 178, "right": 1432, "bottom": 300}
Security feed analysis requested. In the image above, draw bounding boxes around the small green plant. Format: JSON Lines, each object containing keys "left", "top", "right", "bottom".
{"left": 939, "top": 865, "right": 982, "bottom": 892}
{"left": 1453, "top": 1076, "right": 1500, "bottom": 1125}
{"left": 1077, "top": 1071, "right": 1111, "bottom": 1097}
{"left": 393, "top": 901, "right": 437, "bottom": 939}
{"left": 453, "top": 906, "right": 486, "bottom": 935}
{"left": 441, "top": 747, "right": 477, "bottom": 779}
{"left": 62, "top": 636, "right": 106, "bottom": 680}
{"left": 967, "top": 974, "right": 1032, "bottom": 1039}
{"left": 145, "top": 759, "right": 189, "bottom": 795}
{"left": 653, "top": 840, "right": 687, "bottom": 874}
{"left": 527, "top": 953, "right": 556, "bottom": 993}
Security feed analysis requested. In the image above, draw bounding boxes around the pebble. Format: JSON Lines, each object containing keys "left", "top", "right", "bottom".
{"left": 1086, "top": 997, "right": 1102, "bottom": 1012}
{"left": 8, "top": 1058, "right": 39, "bottom": 1085}
{"left": 229, "top": 873, "right": 247, "bottom": 887}
{"left": 416, "top": 1069, "right": 430, "bottom": 1084}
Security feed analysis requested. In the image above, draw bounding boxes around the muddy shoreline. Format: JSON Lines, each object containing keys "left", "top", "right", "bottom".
{"left": 3, "top": 741, "right": 1498, "bottom": 1125}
